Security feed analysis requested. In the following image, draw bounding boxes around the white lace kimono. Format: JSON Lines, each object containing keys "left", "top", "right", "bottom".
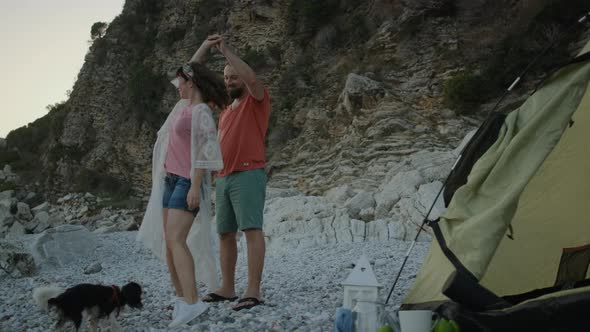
{"left": 137, "top": 99, "right": 223, "bottom": 291}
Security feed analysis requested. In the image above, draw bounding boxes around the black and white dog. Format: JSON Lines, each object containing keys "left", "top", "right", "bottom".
{"left": 33, "top": 282, "right": 143, "bottom": 331}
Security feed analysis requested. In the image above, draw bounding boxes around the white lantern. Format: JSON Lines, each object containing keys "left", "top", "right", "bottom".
{"left": 341, "top": 254, "right": 382, "bottom": 309}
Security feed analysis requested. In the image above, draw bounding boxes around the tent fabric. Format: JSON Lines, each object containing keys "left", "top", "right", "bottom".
{"left": 438, "top": 285, "right": 590, "bottom": 332}
{"left": 443, "top": 112, "right": 507, "bottom": 207}
{"left": 403, "top": 40, "right": 590, "bottom": 306}
{"left": 502, "top": 278, "right": 590, "bottom": 305}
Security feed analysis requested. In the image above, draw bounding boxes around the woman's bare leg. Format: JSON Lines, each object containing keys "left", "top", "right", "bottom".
{"left": 165, "top": 209, "right": 198, "bottom": 303}
{"left": 163, "top": 208, "right": 183, "bottom": 297}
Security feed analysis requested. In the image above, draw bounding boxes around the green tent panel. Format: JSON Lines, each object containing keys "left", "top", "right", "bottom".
{"left": 402, "top": 39, "right": 590, "bottom": 326}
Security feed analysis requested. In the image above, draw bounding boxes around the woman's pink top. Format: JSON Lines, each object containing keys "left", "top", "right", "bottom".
{"left": 164, "top": 105, "right": 193, "bottom": 179}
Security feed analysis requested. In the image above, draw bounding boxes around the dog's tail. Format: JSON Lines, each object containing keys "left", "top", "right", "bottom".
{"left": 32, "top": 286, "right": 64, "bottom": 311}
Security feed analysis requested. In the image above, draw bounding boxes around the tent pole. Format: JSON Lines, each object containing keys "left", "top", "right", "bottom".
{"left": 385, "top": 156, "right": 456, "bottom": 304}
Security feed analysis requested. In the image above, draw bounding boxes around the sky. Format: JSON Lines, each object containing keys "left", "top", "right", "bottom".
{"left": 0, "top": 0, "right": 125, "bottom": 138}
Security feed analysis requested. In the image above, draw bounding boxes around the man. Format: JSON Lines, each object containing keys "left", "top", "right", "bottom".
{"left": 193, "top": 34, "right": 270, "bottom": 311}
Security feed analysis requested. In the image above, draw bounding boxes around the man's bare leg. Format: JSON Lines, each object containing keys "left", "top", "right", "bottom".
{"left": 233, "top": 228, "right": 265, "bottom": 309}
{"left": 203, "top": 232, "right": 237, "bottom": 300}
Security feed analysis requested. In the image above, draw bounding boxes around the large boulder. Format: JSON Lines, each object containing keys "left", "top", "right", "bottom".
{"left": 387, "top": 219, "right": 407, "bottom": 240}
{"left": 31, "top": 211, "right": 50, "bottom": 233}
{"left": 415, "top": 181, "right": 446, "bottom": 220}
{"left": 365, "top": 219, "right": 389, "bottom": 241}
{"left": 374, "top": 170, "right": 423, "bottom": 219}
{"left": 23, "top": 192, "right": 43, "bottom": 207}
{"left": 0, "top": 204, "right": 14, "bottom": 228}
{"left": 0, "top": 190, "right": 14, "bottom": 201}
{"left": 0, "top": 191, "right": 17, "bottom": 219}
{"left": 32, "top": 225, "right": 98, "bottom": 266}
{"left": 324, "top": 184, "right": 355, "bottom": 206}
{"left": 0, "top": 239, "right": 37, "bottom": 277}
{"left": 16, "top": 202, "right": 33, "bottom": 222}
{"left": 266, "top": 187, "right": 302, "bottom": 200}
{"left": 337, "top": 73, "right": 385, "bottom": 114}
{"left": 31, "top": 202, "right": 50, "bottom": 216}
{"left": 263, "top": 195, "right": 345, "bottom": 252}
{"left": 344, "top": 191, "right": 375, "bottom": 219}
{"left": 6, "top": 221, "right": 25, "bottom": 238}
{"left": 93, "top": 224, "right": 119, "bottom": 234}
{"left": 57, "top": 194, "right": 74, "bottom": 204}
{"left": 48, "top": 213, "right": 65, "bottom": 229}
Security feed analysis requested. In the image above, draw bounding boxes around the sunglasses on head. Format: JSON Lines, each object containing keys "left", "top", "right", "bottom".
{"left": 171, "top": 63, "right": 195, "bottom": 88}
{"left": 182, "top": 63, "right": 194, "bottom": 79}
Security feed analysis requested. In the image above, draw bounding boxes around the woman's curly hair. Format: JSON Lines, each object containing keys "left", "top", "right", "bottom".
{"left": 176, "top": 62, "right": 229, "bottom": 109}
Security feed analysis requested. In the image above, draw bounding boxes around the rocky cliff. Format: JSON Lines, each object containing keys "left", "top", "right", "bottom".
{"left": 2, "top": 0, "right": 588, "bottom": 202}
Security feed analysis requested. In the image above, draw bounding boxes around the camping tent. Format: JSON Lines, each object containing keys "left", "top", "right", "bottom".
{"left": 401, "top": 39, "right": 590, "bottom": 331}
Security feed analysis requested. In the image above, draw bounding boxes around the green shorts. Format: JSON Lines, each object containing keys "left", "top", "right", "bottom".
{"left": 216, "top": 168, "right": 266, "bottom": 234}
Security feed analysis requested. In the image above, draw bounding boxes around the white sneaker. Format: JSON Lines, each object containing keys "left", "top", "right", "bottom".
{"left": 171, "top": 296, "right": 182, "bottom": 320}
{"left": 168, "top": 300, "right": 209, "bottom": 328}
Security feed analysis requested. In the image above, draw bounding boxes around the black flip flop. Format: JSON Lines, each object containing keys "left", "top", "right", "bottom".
{"left": 232, "top": 297, "right": 265, "bottom": 311}
{"left": 203, "top": 292, "right": 238, "bottom": 303}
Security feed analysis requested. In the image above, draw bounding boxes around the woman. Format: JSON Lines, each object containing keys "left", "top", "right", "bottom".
{"left": 137, "top": 62, "right": 228, "bottom": 327}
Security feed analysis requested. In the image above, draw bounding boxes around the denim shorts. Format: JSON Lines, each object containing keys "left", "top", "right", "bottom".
{"left": 163, "top": 173, "right": 200, "bottom": 216}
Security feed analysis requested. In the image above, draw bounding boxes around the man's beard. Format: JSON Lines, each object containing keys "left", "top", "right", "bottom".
{"left": 228, "top": 86, "right": 244, "bottom": 99}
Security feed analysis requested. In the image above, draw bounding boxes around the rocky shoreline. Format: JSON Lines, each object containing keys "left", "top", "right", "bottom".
{"left": 0, "top": 231, "right": 427, "bottom": 331}
{"left": 0, "top": 131, "right": 470, "bottom": 331}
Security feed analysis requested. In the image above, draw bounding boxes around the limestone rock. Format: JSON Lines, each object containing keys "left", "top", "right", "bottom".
{"left": 93, "top": 224, "right": 119, "bottom": 234}
{"left": 266, "top": 188, "right": 302, "bottom": 200}
{"left": 57, "top": 194, "right": 73, "bottom": 204}
{"left": 387, "top": 220, "right": 406, "bottom": 240}
{"left": 324, "top": 185, "right": 354, "bottom": 206}
{"left": 77, "top": 205, "right": 89, "bottom": 218}
{"left": 365, "top": 219, "right": 389, "bottom": 241}
{"left": 23, "top": 192, "right": 43, "bottom": 207}
{"left": 31, "top": 202, "right": 50, "bottom": 216}
{"left": 32, "top": 211, "right": 50, "bottom": 233}
{"left": 345, "top": 192, "right": 375, "bottom": 220}
{"left": 48, "top": 214, "right": 65, "bottom": 228}
{"left": 122, "top": 217, "right": 138, "bottom": 231}
{"left": 350, "top": 219, "right": 366, "bottom": 242}
{"left": 0, "top": 190, "right": 15, "bottom": 201}
{"left": 83, "top": 262, "right": 102, "bottom": 274}
{"left": 16, "top": 202, "right": 33, "bottom": 222}
{"left": 0, "top": 239, "right": 37, "bottom": 277}
{"left": 0, "top": 204, "right": 13, "bottom": 228}
{"left": 359, "top": 207, "right": 375, "bottom": 222}
{"left": 32, "top": 225, "right": 97, "bottom": 266}
{"left": 415, "top": 181, "right": 446, "bottom": 220}
{"left": 6, "top": 221, "right": 25, "bottom": 238}
{"left": 337, "top": 74, "right": 385, "bottom": 114}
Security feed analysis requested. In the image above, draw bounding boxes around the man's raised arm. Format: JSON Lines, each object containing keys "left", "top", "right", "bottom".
{"left": 210, "top": 34, "right": 265, "bottom": 101}
{"left": 189, "top": 36, "right": 219, "bottom": 64}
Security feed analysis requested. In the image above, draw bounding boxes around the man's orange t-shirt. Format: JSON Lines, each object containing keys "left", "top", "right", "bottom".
{"left": 217, "top": 89, "right": 270, "bottom": 177}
